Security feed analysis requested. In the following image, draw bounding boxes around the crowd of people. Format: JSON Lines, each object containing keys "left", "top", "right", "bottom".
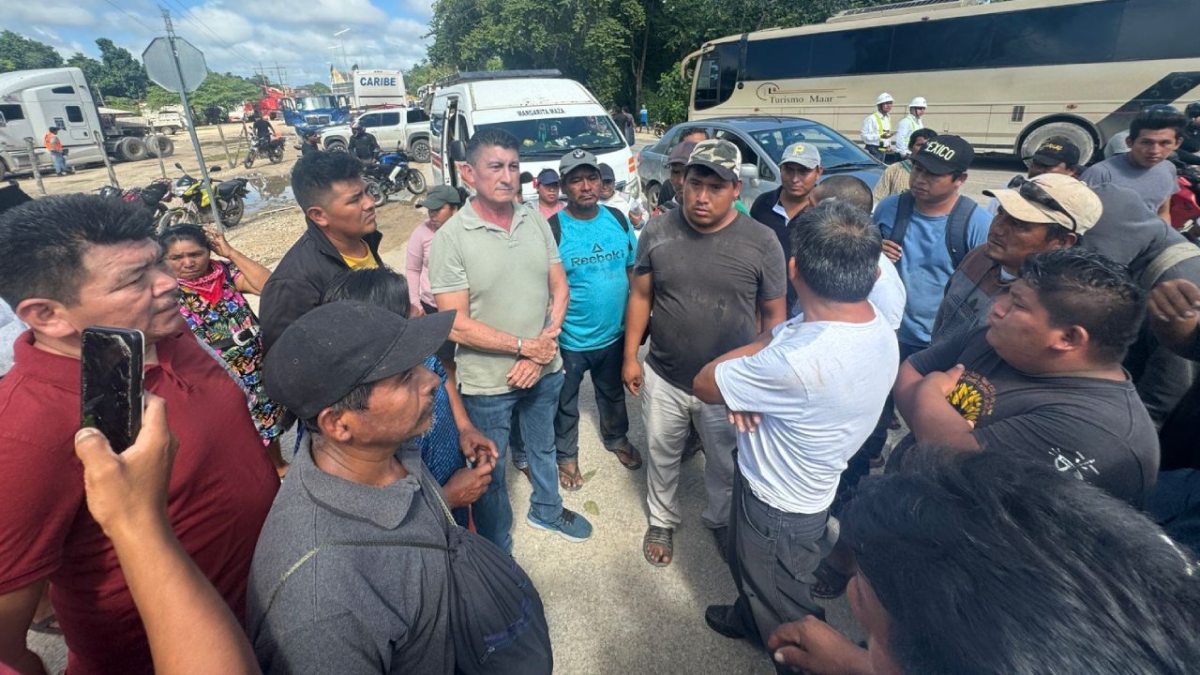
{"left": 1, "top": 101, "right": 1200, "bottom": 675}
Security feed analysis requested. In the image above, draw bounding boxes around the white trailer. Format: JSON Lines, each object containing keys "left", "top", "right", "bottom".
{"left": 0, "top": 67, "right": 174, "bottom": 177}
{"left": 351, "top": 69, "right": 406, "bottom": 109}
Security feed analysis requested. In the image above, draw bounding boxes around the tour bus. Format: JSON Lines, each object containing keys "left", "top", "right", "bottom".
{"left": 428, "top": 70, "right": 635, "bottom": 201}
{"left": 683, "top": 0, "right": 1200, "bottom": 161}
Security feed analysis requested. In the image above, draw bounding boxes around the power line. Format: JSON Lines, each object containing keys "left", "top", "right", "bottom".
{"left": 99, "top": 0, "right": 158, "bottom": 34}
{"left": 162, "top": 0, "right": 261, "bottom": 78}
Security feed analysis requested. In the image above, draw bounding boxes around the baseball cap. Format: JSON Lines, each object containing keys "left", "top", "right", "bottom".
{"left": 1023, "top": 136, "right": 1081, "bottom": 168}
{"left": 535, "top": 168, "right": 559, "bottom": 186}
{"left": 911, "top": 134, "right": 973, "bottom": 175}
{"left": 687, "top": 139, "right": 742, "bottom": 182}
{"left": 779, "top": 142, "right": 820, "bottom": 169}
{"left": 667, "top": 140, "right": 699, "bottom": 167}
{"left": 983, "top": 173, "right": 1102, "bottom": 234}
{"left": 263, "top": 301, "right": 455, "bottom": 420}
{"left": 417, "top": 184, "right": 463, "bottom": 210}
{"left": 559, "top": 148, "right": 600, "bottom": 176}
{"left": 598, "top": 163, "right": 615, "bottom": 182}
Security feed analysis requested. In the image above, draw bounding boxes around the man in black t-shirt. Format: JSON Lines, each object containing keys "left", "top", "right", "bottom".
{"left": 252, "top": 114, "right": 274, "bottom": 143}
{"left": 895, "top": 247, "right": 1159, "bottom": 507}
{"left": 624, "top": 139, "right": 788, "bottom": 567}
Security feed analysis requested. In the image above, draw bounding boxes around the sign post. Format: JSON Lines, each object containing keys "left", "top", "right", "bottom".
{"left": 143, "top": 13, "right": 223, "bottom": 229}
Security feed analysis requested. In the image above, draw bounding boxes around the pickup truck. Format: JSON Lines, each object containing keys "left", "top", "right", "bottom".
{"left": 319, "top": 107, "right": 432, "bottom": 162}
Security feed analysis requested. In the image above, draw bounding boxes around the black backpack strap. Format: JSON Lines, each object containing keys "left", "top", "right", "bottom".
{"left": 548, "top": 213, "right": 561, "bottom": 245}
{"left": 944, "top": 196, "right": 978, "bottom": 270}
{"left": 888, "top": 192, "right": 915, "bottom": 244}
{"left": 603, "top": 205, "right": 634, "bottom": 255}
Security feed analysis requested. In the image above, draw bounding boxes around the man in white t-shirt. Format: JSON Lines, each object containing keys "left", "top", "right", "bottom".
{"left": 692, "top": 199, "right": 900, "bottom": 656}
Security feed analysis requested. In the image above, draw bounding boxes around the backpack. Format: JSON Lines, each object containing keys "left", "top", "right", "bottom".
{"left": 262, "top": 474, "right": 553, "bottom": 675}
{"left": 548, "top": 205, "right": 633, "bottom": 254}
{"left": 887, "top": 191, "right": 978, "bottom": 269}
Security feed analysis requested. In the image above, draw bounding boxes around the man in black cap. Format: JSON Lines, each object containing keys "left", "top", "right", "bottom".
{"left": 655, "top": 128, "right": 709, "bottom": 210}
{"left": 534, "top": 168, "right": 563, "bottom": 219}
{"left": 248, "top": 301, "right": 470, "bottom": 673}
{"left": 985, "top": 136, "right": 1083, "bottom": 217}
{"left": 874, "top": 134, "right": 993, "bottom": 355}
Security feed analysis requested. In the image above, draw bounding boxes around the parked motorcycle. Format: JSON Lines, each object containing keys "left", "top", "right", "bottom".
{"left": 156, "top": 163, "right": 250, "bottom": 232}
{"left": 363, "top": 151, "right": 427, "bottom": 204}
{"left": 244, "top": 135, "right": 287, "bottom": 168}
{"left": 98, "top": 178, "right": 173, "bottom": 221}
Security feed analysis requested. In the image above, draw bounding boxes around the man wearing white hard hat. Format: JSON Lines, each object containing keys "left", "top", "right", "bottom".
{"left": 895, "top": 97, "right": 929, "bottom": 159}
{"left": 861, "top": 92, "right": 895, "bottom": 162}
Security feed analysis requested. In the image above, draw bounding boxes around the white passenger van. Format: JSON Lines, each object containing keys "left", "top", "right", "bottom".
{"left": 429, "top": 70, "right": 635, "bottom": 201}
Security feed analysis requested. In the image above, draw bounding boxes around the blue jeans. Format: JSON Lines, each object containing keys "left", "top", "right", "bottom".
{"left": 50, "top": 151, "right": 67, "bottom": 174}
{"left": 463, "top": 370, "right": 566, "bottom": 553}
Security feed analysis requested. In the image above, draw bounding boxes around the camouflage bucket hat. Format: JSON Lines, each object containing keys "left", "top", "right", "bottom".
{"left": 686, "top": 139, "right": 742, "bottom": 182}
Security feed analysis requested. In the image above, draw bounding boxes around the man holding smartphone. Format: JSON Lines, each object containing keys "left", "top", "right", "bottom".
{"left": 0, "top": 195, "right": 279, "bottom": 675}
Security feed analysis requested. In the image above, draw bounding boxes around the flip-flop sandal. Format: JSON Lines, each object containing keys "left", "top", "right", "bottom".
{"left": 812, "top": 561, "right": 852, "bottom": 599}
{"left": 558, "top": 464, "right": 583, "bottom": 491}
{"left": 643, "top": 526, "right": 674, "bottom": 567}
{"left": 514, "top": 464, "right": 532, "bottom": 483}
{"left": 611, "top": 445, "right": 643, "bottom": 470}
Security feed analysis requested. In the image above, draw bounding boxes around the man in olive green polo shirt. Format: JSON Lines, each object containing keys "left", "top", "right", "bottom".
{"left": 430, "top": 128, "right": 593, "bottom": 552}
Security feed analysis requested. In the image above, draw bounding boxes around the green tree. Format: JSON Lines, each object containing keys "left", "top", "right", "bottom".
{"left": 300, "top": 81, "right": 331, "bottom": 94}
{"left": 66, "top": 53, "right": 103, "bottom": 84}
{"left": 0, "top": 30, "right": 64, "bottom": 72}
{"left": 93, "top": 38, "right": 149, "bottom": 99}
{"left": 404, "top": 60, "right": 456, "bottom": 92}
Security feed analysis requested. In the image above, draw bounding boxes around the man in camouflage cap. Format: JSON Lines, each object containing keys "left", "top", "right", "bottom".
{"left": 624, "top": 138, "right": 788, "bottom": 567}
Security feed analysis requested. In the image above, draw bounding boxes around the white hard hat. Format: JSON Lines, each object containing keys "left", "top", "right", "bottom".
{"left": 875, "top": 92, "right": 894, "bottom": 105}
{"left": 909, "top": 97, "right": 928, "bottom": 108}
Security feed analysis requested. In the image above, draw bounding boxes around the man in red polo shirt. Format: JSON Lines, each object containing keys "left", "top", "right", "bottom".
{"left": 0, "top": 194, "right": 279, "bottom": 675}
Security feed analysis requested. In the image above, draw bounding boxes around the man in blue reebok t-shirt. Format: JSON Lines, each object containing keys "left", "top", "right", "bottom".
{"left": 549, "top": 149, "right": 643, "bottom": 490}
{"left": 874, "top": 134, "right": 992, "bottom": 356}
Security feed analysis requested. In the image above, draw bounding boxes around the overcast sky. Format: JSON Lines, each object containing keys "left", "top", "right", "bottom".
{"left": 2, "top": 0, "right": 434, "bottom": 86}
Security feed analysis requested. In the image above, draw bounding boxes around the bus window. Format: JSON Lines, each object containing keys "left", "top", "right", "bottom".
{"left": 810, "top": 26, "right": 892, "bottom": 77}
{"left": 892, "top": 16, "right": 991, "bottom": 71}
{"left": 1114, "top": 0, "right": 1198, "bottom": 61}
{"left": 745, "top": 36, "right": 812, "bottom": 81}
{"left": 987, "top": 3, "right": 1119, "bottom": 67}
{"left": 694, "top": 43, "right": 739, "bottom": 111}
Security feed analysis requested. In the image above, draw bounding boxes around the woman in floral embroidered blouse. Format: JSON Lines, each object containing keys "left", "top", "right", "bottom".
{"left": 159, "top": 224, "right": 286, "bottom": 470}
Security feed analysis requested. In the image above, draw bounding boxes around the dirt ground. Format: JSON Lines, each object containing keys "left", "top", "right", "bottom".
{"left": 13, "top": 122, "right": 430, "bottom": 266}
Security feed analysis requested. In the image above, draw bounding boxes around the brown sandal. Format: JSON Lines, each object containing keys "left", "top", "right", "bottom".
{"left": 558, "top": 463, "right": 584, "bottom": 491}
{"left": 643, "top": 526, "right": 674, "bottom": 567}
{"left": 611, "top": 443, "right": 643, "bottom": 470}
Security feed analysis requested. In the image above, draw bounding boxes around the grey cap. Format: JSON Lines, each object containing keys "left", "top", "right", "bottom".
{"left": 417, "top": 184, "right": 463, "bottom": 210}
{"left": 779, "top": 142, "right": 821, "bottom": 169}
{"left": 559, "top": 148, "right": 600, "bottom": 177}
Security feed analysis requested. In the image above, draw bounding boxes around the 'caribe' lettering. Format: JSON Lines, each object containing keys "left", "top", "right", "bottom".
{"left": 923, "top": 141, "right": 956, "bottom": 161}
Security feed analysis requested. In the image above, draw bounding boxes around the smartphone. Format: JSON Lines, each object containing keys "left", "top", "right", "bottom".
{"left": 80, "top": 327, "right": 145, "bottom": 453}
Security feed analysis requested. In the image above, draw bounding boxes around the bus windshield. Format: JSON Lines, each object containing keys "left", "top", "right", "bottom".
{"left": 475, "top": 115, "right": 626, "bottom": 158}
{"left": 747, "top": 124, "right": 877, "bottom": 170}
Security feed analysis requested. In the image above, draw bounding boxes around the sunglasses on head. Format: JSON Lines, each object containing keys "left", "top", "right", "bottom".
{"left": 1011, "top": 176, "right": 1077, "bottom": 232}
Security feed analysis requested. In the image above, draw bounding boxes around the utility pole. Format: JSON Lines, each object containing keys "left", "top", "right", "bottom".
{"left": 274, "top": 61, "right": 286, "bottom": 89}
{"left": 162, "top": 8, "right": 223, "bottom": 229}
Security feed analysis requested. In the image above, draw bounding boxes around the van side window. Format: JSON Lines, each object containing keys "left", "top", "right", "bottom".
{"left": 0, "top": 104, "right": 24, "bottom": 122}
{"left": 66, "top": 106, "right": 84, "bottom": 123}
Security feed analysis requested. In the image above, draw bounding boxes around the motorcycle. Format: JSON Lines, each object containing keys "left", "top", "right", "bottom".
{"left": 244, "top": 135, "right": 287, "bottom": 168}
{"left": 98, "top": 178, "right": 173, "bottom": 221}
{"left": 363, "top": 151, "right": 427, "bottom": 205}
{"left": 156, "top": 163, "right": 250, "bottom": 232}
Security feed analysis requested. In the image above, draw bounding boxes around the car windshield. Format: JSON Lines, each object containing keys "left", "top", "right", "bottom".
{"left": 476, "top": 115, "right": 626, "bottom": 158}
{"left": 747, "top": 124, "right": 877, "bottom": 170}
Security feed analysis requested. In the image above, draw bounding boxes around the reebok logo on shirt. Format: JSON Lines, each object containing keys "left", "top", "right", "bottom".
{"left": 570, "top": 247, "right": 626, "bottom": 267}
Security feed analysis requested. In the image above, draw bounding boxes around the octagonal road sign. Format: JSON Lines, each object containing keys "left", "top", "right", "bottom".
{"left": 143, "top": 36, "right": 208, "bottom": 93}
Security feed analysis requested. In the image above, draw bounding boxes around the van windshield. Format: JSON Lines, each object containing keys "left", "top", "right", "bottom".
{"left": 476, "top": 115, "right": 626, "bottom": 158}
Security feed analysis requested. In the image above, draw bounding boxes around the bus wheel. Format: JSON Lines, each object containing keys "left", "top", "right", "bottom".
{"left": 1020, "top": 122, "right": 1095, "bottom": 165}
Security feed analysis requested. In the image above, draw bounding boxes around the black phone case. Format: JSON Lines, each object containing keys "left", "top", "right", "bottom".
{"left": 80, "top": 327, "right": 144, "bottom": 453}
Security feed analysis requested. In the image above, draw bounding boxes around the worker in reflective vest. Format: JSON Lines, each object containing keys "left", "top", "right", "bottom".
{"left": 43, "top": 126, "right": 68, "bottom": 176}
{"left": 861, "top": 92, "right": 895, "bottom": 163}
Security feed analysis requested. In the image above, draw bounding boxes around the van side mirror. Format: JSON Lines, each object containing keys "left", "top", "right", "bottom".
{"left": 449, "top": 140, "right": 467, "bottom": 162}
{"left": 741, "top": 163, "right": 760, "bottom": 186}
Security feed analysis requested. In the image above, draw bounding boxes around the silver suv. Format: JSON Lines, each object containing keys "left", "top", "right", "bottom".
{"left": 637, "top": 116, "right": 884, "bottom": 207}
